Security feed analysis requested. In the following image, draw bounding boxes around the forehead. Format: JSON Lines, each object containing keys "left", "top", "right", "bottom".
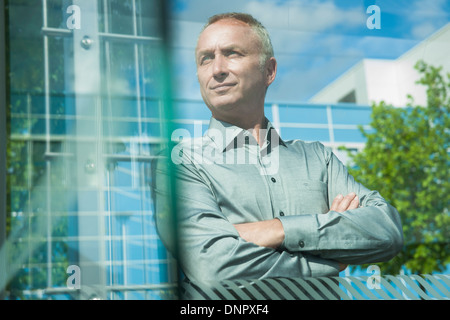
{"left": 196, "top": 19, "right": 260, "bottom": 53}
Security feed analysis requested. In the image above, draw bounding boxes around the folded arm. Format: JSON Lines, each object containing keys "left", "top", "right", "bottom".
{"left": 154, "top": 157, "right": 341, "bottom": 284}
{"left": 278, "top": 151, "right": 402, "bottom": 265}
{"left": 234, "top": 151, "right": 403, "bottom": 266}
{"left": 234, "top": 192, "right": 360, "bottom": 271}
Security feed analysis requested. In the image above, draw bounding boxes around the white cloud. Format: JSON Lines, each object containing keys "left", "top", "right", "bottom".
{"left": 408, "top": 0, "right": 448, "bottom": 20}
{"left": 266, "top": 33, "right": 363, "bottom": 102}
{"left": 169, "top": 0, "right": 450, "bottom": 103}
{"left": 411, "top": 22, "right": 438, "bottom": 39}
{"left": 406, "top": 0, "right": 450, "bottom": 39}
{"left": 244, "top": 0, "right": 365, "bottom": 32}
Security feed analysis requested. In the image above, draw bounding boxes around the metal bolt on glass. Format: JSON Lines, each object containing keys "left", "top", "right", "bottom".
{"left": 80, "top": 35, "right": 93, "bottom": 49}
{"left": 84, "top": 159, "right": 96, "bottom": 173}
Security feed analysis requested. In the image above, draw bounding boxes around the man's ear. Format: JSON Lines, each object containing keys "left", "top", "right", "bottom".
{"left": 265, "top": 57, "right": 277, "bottom": 86}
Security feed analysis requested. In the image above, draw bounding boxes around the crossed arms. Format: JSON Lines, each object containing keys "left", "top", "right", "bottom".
{"left": 154, "top": 143, "right": 404, "bottom": 284}
{"left": 234, "top": 192, "right": 360, "bottom": 271}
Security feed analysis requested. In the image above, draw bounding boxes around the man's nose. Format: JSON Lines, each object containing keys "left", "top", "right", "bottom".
{"left": 212, "top": 55, "right": 228, "bottom": 79}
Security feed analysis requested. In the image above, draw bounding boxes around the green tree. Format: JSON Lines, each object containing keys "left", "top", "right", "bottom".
{"left": 342, "top": 61, "right": 450, "bottom": 275}
{"left": 5, "top": 0, "right": 71, "bottom": 298}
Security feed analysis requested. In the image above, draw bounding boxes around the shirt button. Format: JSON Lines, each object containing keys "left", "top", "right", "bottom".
{"left": 271, "top": 177, "right": 276, "bottom": 183}
{"left": 298, "top": 240, "right": 305, "bottom": 248}
{"left": 279, "top": 211, "right": 285, "bottom": 216}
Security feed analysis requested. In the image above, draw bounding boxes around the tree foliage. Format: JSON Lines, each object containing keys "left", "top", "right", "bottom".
{"left": 342, "top": 61, "right": 450, "bottom": 275}
{"left": 5, "top": 0, "right": 71, "bottom": 298}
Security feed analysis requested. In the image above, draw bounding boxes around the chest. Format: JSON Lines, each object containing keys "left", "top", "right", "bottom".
{"left": 196, "top": 148, "right": 330, "bottom": 223}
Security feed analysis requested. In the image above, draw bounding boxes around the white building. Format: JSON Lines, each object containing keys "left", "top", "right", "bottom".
{"left": 310, "top": 23, "right": 450, "bottom": 107}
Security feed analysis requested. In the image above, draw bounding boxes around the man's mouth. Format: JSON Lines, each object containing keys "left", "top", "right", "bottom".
{"left": 211, "top": 83, "right": 236, "bottom": 91}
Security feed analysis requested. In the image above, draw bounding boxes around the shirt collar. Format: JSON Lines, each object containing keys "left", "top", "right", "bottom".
{"left": 206, "top": 117, "right": 287, "bottom": 153}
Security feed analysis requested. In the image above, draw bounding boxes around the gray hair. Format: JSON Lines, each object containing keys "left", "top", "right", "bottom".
{"left": 200, "top": 12, "right": 275, "bottom": 70}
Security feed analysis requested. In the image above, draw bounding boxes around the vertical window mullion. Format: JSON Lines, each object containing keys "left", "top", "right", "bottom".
{"left": 41, "top": 0, "right": 53, "bottom": 292}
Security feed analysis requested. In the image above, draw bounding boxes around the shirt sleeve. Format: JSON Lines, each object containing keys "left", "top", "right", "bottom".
{"left": 153, "top": 153, "right": 340, "bottom": 284}
{"left": 277, "top": 146, "right": 404, "bottom": 265}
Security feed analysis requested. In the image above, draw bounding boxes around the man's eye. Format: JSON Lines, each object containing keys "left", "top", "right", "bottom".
{"left": 200, "top": 56, "right": 212, "bottom": 65}
{"left": 227, "top": 51, "right": 240, "bottom": 57}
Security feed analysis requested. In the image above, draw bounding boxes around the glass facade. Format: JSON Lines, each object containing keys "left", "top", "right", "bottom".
{"left": 169, "top": 100, "right": 370, "bottom": 150}
{"left": 0, "top": 1, "right": 368, "bottom": 299}
{"left": 2, "top": 0, "right": 178, "bottom": 300}
{"left": 1, "top": 1, "right": 448, "bottom": 300}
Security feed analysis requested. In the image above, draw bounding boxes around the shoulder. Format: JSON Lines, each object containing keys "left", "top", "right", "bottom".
{"left": 284, "top": 139, "right": 333, "bottom": 163}
{"left": 171, "top": 135, "right": 214, "bottom": 165}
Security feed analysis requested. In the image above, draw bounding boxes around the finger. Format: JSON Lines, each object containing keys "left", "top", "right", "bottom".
{"left": 330, "top": 194, "right": 344, "bottom": 211}
{"left": 348, "top": 195, "right": 359, "bottom": 210}
{"left": 336, "top": 192, "right": 357, "bottom": 212}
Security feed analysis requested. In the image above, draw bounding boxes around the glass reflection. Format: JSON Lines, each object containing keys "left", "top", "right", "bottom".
{"left": 3, "top": 0, "right": 177, "bottom": 300}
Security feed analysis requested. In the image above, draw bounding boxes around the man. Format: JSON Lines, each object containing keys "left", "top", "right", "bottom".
{"left": 154, "top": 12, "right": 403, "bottom": 284}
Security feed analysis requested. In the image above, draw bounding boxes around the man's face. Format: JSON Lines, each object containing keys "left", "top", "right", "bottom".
{"left": 195, "top": 19, "right": 275, "bottom": 121}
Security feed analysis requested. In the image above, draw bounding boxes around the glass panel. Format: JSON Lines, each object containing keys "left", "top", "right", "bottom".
{"left": 98, "top": 0, "right": 162, "bottom": 37}
{"left": 174, "top": 100, "right": 211, "bottom": 120}
{"left": 46, "top": 0, "right": 69, "bottom": 29}
{"left": 334, "top": 128, "right": 366, "bottom": 143}
{"left": 165, "top": 0, "right": 450, "bottom": 300}
{"left": 3, "top": 0, "right": 177, "bottom": 300}
{"left": 100, "top": 0, "right": 134, "bottom": 35}
{"left": 278, "top": 104, "right": 328, "bottom": 124}
{"left": 3, "top": 0, "right": 449, "bottom": 303}
{"left": 279, "top": 127, "right": 330, "bottom": 142}
{"left": 136, "top": 0, "right": 163, "bottom": 37}
{"left": 332, "top": 105, "right": 372, "bottom": 125}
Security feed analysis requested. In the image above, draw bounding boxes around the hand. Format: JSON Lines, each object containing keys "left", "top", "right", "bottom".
{"left": 330, "top": 192, "right": 360, "bottom": 272}
{"left": 330, "top": 192, "right": 359, "bottom": 213}
{"left": 234, "top": 219, "right": 285, "bottom": 249}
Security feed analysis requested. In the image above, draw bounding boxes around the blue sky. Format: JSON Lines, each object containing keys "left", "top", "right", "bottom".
{"left": 168, "top": 0, "right": 450, "bottom": 103}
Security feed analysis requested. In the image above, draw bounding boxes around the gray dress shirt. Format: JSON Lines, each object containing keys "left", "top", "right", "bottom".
{"left": 154, "top": 117, "right": 403, "bottom": 284}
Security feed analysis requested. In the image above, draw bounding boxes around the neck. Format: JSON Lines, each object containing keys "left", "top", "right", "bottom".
{"left": 213, "top": 110, "right": 267, "bottom": 145}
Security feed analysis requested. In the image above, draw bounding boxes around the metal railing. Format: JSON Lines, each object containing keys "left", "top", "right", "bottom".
{"left": 181, "top": 274, "right": 450, "bottom": 300}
